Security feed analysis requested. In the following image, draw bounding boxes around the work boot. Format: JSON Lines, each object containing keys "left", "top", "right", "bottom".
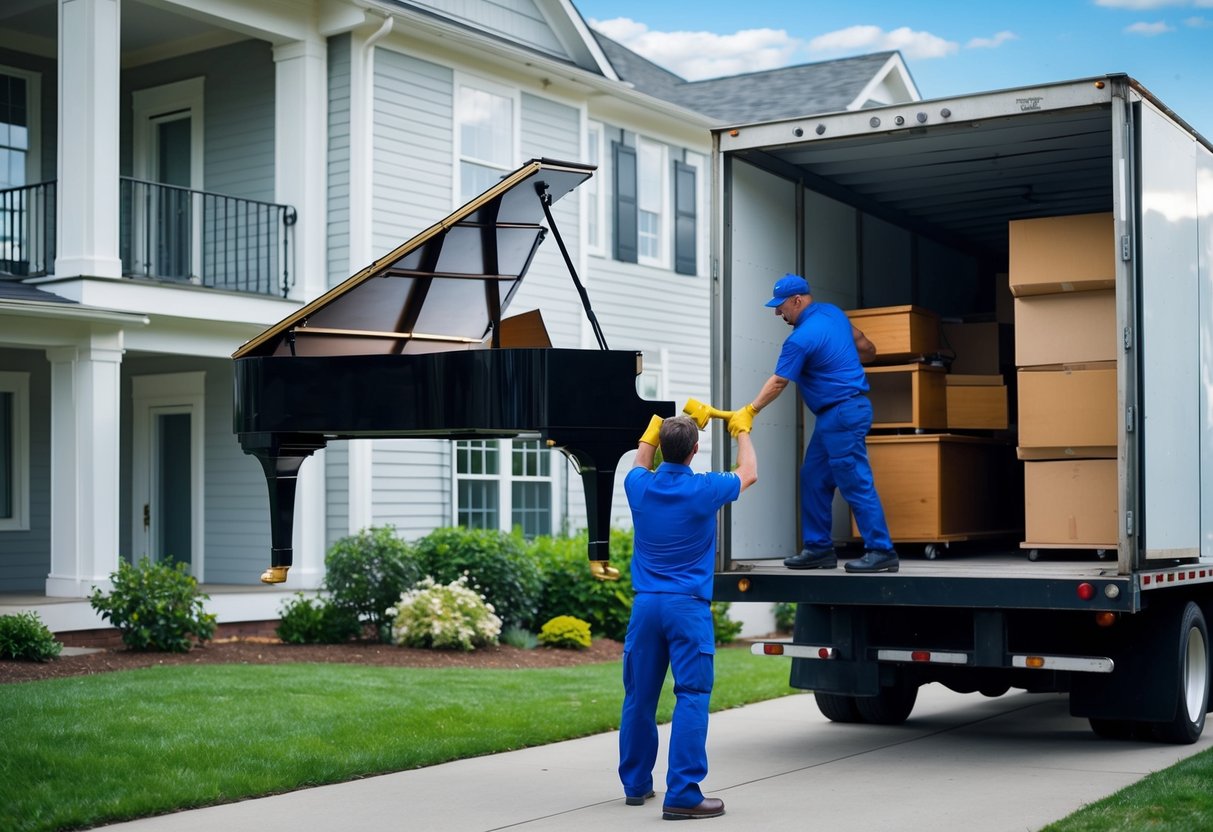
{"left": 784, "top": 547, "right": 838, "bottom": 569}
{"left": 844, "top": 549, "right": 899, "bottom": 573}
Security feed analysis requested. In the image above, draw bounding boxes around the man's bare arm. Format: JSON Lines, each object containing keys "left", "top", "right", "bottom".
{"left": 852, "top": 325, "right": 876, "bottom": 364}
{"left": 734, "top": 432, "right": 758, "bottom": 492}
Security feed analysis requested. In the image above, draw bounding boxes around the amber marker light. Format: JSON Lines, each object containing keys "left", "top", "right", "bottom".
{"left": 728, "top": 129, "right": 740, "bottom": 137}
{"left": 1095, "top": 612, "right": 1118, "bottom": 628}
{"left": 763, "top": 644, "right": 785, "bottom": 655}
{"left": 1094, "top": 80, "right": 1106, "bottom": 89}
{"left": 1025, "top": 656, "right": 1046, "bottom": 668}
{"left": 737, "top": 578, "right": 751, "bottom": 592}
{"left": 1077, "top": 582, "right": 1096, "bottom": 601}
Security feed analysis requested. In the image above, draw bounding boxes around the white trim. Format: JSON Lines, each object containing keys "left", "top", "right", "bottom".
{"left": 0, "top": 64, "right": 41, "bottom": 186}
{"left": 452, "top": 438, "right": 559, "bottom": 536}
{"left": 131, "top": 372, "right": 206, "bottom": 581}
{"left": 452, "top": 71, "right": 521, "bottom": 207}
{"left": 0, "top": 371, "right": 30, "bottom": 531}
{"left": 131, "top": 77, "right": 205, "bottom": 188}
{"left": 585, "top": 120, "right": 606, "bottom": 257}
{"left": 684, "top": 149, "right": 709, "bottom": 278}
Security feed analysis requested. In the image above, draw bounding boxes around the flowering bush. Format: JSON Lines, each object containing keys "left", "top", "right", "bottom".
{"left": 538, "top": 615, "right": 592, "bottom": 650}
{"left": 386, "top": 574, "right": 502, "bottom": 651}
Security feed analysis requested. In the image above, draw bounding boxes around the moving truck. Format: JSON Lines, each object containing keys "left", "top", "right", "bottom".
{"left": 709, "top": 74, "right": 1213, "bottom": 743}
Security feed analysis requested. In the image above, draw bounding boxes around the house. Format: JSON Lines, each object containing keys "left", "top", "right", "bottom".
{"left": 0, "top": 0, "right": 918, "bottom": 636}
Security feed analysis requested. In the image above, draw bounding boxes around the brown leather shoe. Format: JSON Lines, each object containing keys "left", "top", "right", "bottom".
{"left": 662, "top": 797, "right": 725, "bottom": 820}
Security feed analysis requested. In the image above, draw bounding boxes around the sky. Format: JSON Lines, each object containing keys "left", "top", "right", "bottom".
{"left": 573, "top": 0, "right": 1213, "bottom": 141}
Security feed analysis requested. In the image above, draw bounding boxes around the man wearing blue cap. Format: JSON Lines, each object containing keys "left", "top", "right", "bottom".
{"left": 730, "top": 274, "right": 898, "bottom": 573}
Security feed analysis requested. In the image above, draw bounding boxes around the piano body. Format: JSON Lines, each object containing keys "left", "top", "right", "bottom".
{"left": 232, "top": 158, "right": 674, "bottom": 583}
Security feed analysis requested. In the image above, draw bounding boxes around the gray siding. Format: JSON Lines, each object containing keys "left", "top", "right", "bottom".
{"left": 121, "top": 40, "right": 276, "bottom": 203}
{"left": 372, "top": 49, "right": 452, "bottom": 256}
{"left": 408, "top": 0, "right": 570, "bottom": 61}
{"left": 371, "top": 438, "right": 450, "bottom": 541}
{"left": 328, "top": 34, "right": 352, "bottom": 290}
{"left": 0, "top": 349, "right": 51, "bottom": 591}
{"left": 325, "top": 442, "right": 349, "bottom": 550}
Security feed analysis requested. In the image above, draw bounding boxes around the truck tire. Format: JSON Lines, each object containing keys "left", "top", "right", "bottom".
{"left": 814, "top": 692, "right": 863, "bottom": 723}
{"left": 854, "top": 680, "right": 918, "bottom": 725}
{"left": 1152, "top": 602, "right": 1209, "bottom": 745}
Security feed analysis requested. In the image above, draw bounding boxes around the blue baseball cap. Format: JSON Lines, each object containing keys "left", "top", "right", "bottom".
{"left": 764, "top": 274, "right": 811, "bottom": 307}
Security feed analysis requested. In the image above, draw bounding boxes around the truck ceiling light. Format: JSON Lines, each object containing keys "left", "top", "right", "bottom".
{"left": 793, "top": 127, "right": 804, "bottom": 137}
{"left": 869, "top": 116, "right": 881, "bottom": 128}
{"left": 1077, "top": 582, "right": 1096, "bottom": 600}
{"left": 916, "top": 112, "right": 927, "bottom": 123}
{"left": 1104, "top": 584, "right": 1120, "bottom": 599}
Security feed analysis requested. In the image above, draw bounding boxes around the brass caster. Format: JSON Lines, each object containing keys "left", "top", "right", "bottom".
{"left": 589, "top": 560, "right": 621, "bottom": 582}
{"left": 260, "top": 565, "right": 290, "bottom": 584}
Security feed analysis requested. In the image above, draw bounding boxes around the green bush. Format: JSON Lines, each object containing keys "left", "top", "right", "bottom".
{"left": 773, "top": 602, "right": 796, "bottom": 633}
{"left": 324, "top": 526, "right": 421, "bottom": 641}
{"left": 413, "top": 528, "right": 543, "bottom": 629}
{"left": 387, "top": 575, "right": 502, "bottom": 651}
{"left": 276, "top": 594, "right": 362, "bottom": 645}
{"left": 0, "top": 612, "right": 62, "bottom": 662}
{"left": 712, "top": 602, "right": 744, "bottom": 645}
{"left": 89, "top": 558, "right": 216, "bottom": 652}
{"left": 500, "top": 626, "right": 538, "bottom": 649}
{"left": 532, "top": 530, "right": 634, "bottom": 642}
{"left": 538, "top": 615, "right": 592, "bottom": 649}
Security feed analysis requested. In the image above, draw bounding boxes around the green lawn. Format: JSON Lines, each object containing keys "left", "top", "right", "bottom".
{"left": 0, "top": 645, "right": 793, "bottom": 832}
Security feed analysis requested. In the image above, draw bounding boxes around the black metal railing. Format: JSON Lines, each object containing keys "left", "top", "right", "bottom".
{"left": 0, "top": 181, "right": 56, "bottom": 277}
{"left": 119, "top": 177, "right": 296, "bottom": 297}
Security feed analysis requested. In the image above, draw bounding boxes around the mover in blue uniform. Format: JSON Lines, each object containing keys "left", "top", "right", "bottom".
{"left": 617, "top": 412, "right": 757, "bottom": 820}
{"left": 731, "top": 273, "right": 899, "bottom": 574}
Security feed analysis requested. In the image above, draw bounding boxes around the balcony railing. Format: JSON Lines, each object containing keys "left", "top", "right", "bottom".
{"left": 0, "top": 179, "right": 296, "bottom": 297}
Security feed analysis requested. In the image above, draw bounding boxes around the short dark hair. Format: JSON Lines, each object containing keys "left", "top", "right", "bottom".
{"left": 659, "top": 415, "right": 698, "bottom": 462}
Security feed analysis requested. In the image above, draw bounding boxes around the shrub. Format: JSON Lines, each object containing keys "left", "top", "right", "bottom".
{"left": 0, "top": 612, "right": 62, "bottom": 662}
{"left": 89, "top": 558, "right": 216, "bottom": 652}
{"left": 711, "top": 602, "right": 743, "bottom": 646}
{"left": 324, "top": 526, "right": 421, "bottom": 641}
{"left": 773, "top": 602, "right": 796, "bottom": 633}
{"left": 532, "top": 530, "right": 634, "bottom": 642}
{"left": 276, "top": 594, "right": 362, "bottom": 645}
{"left": 413, "top": 528, "right": 543, "bottom": 630}
{"left": 500, "top": 626, "right": 538, "bottom": 649}
{"left": 387, "top": 575, "right": 502, "bottom": 651}
{"left": 538, "top": 615, "right": 592, "bottom": 649}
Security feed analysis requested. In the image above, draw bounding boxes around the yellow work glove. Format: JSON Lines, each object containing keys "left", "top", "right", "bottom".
{"left": 639, "top": 414, "right": 663, "bottom": 446}
{"left": 727, "top": 404, "right": 758, "bottom": 438}
{"left": 589, "top": 560, "right": 621, "bottom": 581}
{"left": 683, "top": 397, "right": 734, "bottom": 430}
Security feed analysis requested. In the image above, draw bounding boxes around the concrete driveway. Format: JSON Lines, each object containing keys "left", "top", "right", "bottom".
{"left": 96, "top": 683, "right": 1212, "bottom": 831}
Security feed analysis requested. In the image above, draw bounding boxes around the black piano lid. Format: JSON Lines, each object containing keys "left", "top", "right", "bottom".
{"left": 232, "top": 158, "right": 595, "bottom": 360}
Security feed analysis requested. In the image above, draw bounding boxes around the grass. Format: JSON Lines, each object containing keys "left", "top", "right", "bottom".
{"left": 0, "top": 645, "right": 794, "bottom": 832}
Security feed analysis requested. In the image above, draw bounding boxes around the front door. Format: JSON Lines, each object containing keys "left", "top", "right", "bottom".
{"left": 131, "top": 373, "right": 204, "bottom": 577}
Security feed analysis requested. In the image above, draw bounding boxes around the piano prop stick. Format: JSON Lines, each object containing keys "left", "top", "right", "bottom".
{"left": 232, "top": 159, "right": 674, "bottom": 583}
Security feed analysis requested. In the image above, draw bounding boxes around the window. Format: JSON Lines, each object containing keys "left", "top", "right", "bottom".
{"left": 0, "top": 70, "right": 30, "bottom": 189}
{"left": 586, "top": 121, "right": 605, "bottom": 255}
{"left": 636, "top": 138, "right": 665, "bottom": 264}
{"left": 612, "top": 135, "right": 697, "bottom": 272}
{"left": 456, "top": 79, "right": 516, "bottom": 203}
{"left": 0, "top": 372, "right": 29, "bottom": 531}
{"left": 0, "top": 67, "right": 42, "bottom": 275}
{"left": 455, "top": 438, "right": 554, "bottom": 537}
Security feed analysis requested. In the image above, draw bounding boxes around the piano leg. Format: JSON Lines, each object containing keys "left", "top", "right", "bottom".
{"left": 560, "top": 441, "right": 629, "bottom": 581}
{"left": 240, "top": 433, "right": 326, "bottom": 584}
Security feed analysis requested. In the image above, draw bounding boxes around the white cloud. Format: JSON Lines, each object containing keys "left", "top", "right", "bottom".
{"left": 807, "top": 25, "right": 957, "bottom": 59}
{"left": 1183, "top": 15, "right": 1213, "bottom": 25}
{"left": 590, "top": 17, "right": 800, "bottom": 80}
{"left": 1095, "top": 0, "right": 1186, "bottom": 8}
{"left": 966, "top": 30, "right": 1018, "bottom": 49}
{"left": 1125, "top": 20, "right": 1176, "bottom": 33}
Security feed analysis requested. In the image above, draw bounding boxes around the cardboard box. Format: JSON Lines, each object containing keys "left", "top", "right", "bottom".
{"left": 946, "top": 383, "right": 1008, "bottom": 430}
{"left": 1017, "top": 363, "right": 1116, "bottom": 459}
{"left": 941, "top": 321, "right": 1008, "bottom": 375}
{"left": 1024, "top": 459, "right": 1118, "bottom": 547}
{"left": 865, "top": 363, "right": 947, "bottom": 429}
{"left": 1014, "top": 290, "right": 1116, "bottom": 367}
{"left": 1008, "top": 212, "right": 1115, "bottom": 297}
{"left": 853, "top": 435, "right": 1021, "bottom": 540}
{"left": 846, "top": 305, "right": 941, "bottom": 363}
{"left": 946, "top": 374, "right": 1003, "bottom": 386}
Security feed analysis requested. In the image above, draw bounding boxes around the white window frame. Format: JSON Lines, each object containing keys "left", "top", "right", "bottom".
{"left": 452, "top": 438, "right": 560, "bottom": 537}
{"left": 0, "top": 65, "right": 41, "bottom": 187}
{"left": 585, "top": 120, "right": 606, "bottom": 257}
{"left": 452, "top": 73, "right": 520, "bottom": 206}
{"left": 0, "top": 371, "right": 30, "bottom": 531}
{"left": 635, "top": 136, "right": 669, "bottom": 269}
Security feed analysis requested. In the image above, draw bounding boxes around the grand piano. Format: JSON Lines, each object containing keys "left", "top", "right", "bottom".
{"left": 232, "top": 158, "right": 674, "bottom": 583}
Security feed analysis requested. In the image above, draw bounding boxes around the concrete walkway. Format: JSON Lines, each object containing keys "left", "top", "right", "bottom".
{"left": 96, "top": 684, "right": 1212, "bottom": 831}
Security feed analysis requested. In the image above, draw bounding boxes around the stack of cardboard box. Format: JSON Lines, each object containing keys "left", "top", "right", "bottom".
{"left": 1010, "top": 212, "right": 1118, "bottom": 550}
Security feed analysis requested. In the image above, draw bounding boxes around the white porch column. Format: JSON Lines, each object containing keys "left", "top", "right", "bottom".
{"left": 286, "top": 447, "right": 327, "bottom": 590}
{"left": 55, "top": 0, "right": 122, "bottom": 278}
{"left": 45, "top": 335, "right": 124, "bottom": 596}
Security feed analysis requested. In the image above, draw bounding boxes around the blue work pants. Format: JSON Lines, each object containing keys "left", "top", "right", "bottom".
{"left": 619, "top": 592, "right": 715, "bottom": 808}
{"left": 801, "top": 395, "right": 893, "bottom": 552}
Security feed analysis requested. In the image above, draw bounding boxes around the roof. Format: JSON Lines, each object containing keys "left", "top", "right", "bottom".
{"left": 592, "top": 31, "right": 907, "bottom": 124}
{"left": 0, "top": 278, "right": 77, "bottom": 305}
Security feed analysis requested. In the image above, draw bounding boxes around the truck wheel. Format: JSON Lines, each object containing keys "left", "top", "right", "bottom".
{"left": 854, "top": 680, "right": 918, "bottom": 725}
{"left": 1152, "top": 602, "right": 1209, "bottom": 744}
{"left": 924, "top": 544, "right": 941, "bottom": 560}
{"left": 814, "top": 692, "right": 863, "bottom": 723}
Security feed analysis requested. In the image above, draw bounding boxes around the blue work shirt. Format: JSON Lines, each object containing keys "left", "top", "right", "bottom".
{"left": 774, "top": 301, "right": 869, "bottom": 414}
{"left": 625, "top": 462, "right": 741, "bottom": 601}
